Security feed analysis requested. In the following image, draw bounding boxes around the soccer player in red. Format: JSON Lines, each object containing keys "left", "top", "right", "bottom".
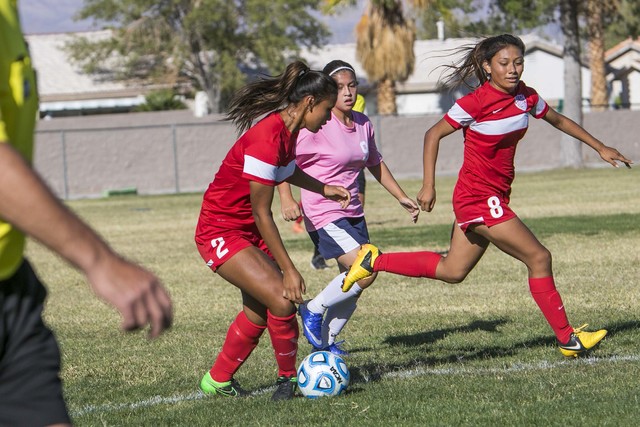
{"left": 195, "top": 61, "right": 350, "bottom": 400}
{"left": 342, "top": 34, "right": 633, "bottom": 358}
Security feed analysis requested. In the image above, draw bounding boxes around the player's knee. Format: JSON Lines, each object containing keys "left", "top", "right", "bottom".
{"left": 529, "top": 247, "right": 552, "bottom": 271}
{"left": 269, "top": 299, "right": 296, "bottom": 317}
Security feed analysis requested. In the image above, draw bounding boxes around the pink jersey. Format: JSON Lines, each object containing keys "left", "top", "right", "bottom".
{"left": 296, "top": 111, "right": 382, "bottom": 230}
{"left": 196, "top": 112, "right": 297, "bottom": 238}
{"left": 444, "top": 81, "right": 548, "bottom": 197}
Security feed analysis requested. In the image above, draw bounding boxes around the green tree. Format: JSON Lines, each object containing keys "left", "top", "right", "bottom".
{"left": 66, "top": 0, "right": 330, "bottom": 113}
{"left": 604, "top": 0, "right": 640, "bottom": 49}
{"left": 415, "top": 0, "right": 476, "bottom": 40}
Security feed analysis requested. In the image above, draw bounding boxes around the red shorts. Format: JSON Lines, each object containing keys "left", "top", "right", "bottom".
{"left": 452, "top": 187, "right": 517, "bottom": 233}
{"left": 195, "top": 224, "right": 273, "bottom": 272}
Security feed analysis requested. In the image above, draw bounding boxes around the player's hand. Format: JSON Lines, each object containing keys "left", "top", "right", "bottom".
{"left": 322, "top": 185, "right": 351, "bottom": 209}
{"left": 417, "top": 185, "right": 436, "bottom": 212}
{"left": 87, "top": 254, "right": 173, "bottom": 338}
{"left": 398, "top": 197, "right": 420, "bottom": 223}
{"left": 280, "top": 198, "right": 302, "bottom": 221}
{"left": 282, "top": 268, "right": 306, "bottom": 304}
{"left": 598, "top": 145, "right": 633, "bottom": 169}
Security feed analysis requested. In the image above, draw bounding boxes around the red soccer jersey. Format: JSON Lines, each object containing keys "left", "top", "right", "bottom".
{"left": 196, "top": 112, "right": 297, "bottom": 236}
{"left": 444, "top": 81, "right": 548, "bottom": 197}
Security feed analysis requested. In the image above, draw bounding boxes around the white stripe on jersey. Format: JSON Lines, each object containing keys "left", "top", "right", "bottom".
{"left": 447, "top": 103, "right": 475, "bottom": 127}
{"left": 323, "top": 222, "right": 361, "bottom": 254}
{"left": 470, "top": 113, "right": 529, "bottom": 136}
{"left": 533, "top": 97, "right": 547, "bottom": 117}
{"left": 244, "top": 155, "right": 296, "bottom": 183}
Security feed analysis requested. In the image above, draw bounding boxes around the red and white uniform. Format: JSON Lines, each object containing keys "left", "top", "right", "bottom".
{"left": 195, "top": 112, "right": 297, "bottom": 269}
{"left": 444, "top": 81, "right": 548, "bottom": 231}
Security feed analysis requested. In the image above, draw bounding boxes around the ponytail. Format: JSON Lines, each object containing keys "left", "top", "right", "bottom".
{"left": 225, "top": 61, "right": 337, "bottom": 134}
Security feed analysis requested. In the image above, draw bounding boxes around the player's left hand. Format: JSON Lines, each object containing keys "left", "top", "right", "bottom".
{"left": 322, "top": 185, "right": 351, "bottom": 209}
{"left": 398, "top": 197, "right": 420, "bottom": 223}
{"left": 598, "top": 145, "right": 633, "bottom": 168}
{"left": 282, "top": 268, "right": 306, "bottom": 303}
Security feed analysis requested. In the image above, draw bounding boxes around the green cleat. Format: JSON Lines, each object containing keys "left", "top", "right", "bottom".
{"left": 342, "top": 243, "right": 380, "bottom": 292}
{"left": 558, "top": 324, "right": 608, "bottom": 358}
{"left": 200, "top": 372, "right": 249, "bottom": 397}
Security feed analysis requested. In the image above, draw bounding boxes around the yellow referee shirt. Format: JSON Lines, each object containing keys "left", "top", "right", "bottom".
{"left": 0, "top": 0, "right": 39, "bottom": 279}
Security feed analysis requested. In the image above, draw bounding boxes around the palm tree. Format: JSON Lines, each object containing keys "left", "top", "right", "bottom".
{"left": 327, "top": 0, "right": 433, "bottom": 115}
{"left": 586, "top": 0, "right": 608, "bottom": 112}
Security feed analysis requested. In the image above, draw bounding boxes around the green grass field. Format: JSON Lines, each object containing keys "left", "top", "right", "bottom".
{"left": 28, "top": 167, "right": 639, "bottom": 426}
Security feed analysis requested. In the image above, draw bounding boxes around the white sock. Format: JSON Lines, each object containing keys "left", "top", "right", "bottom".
{"left": 322, "top": 299, "right": 358, "bottom": 346}
{"left": 307, "top": 272, "right": 362, "bottom": 314}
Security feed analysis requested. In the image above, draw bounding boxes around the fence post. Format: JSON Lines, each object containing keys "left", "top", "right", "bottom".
{"left": 172, "top": 124, "right": 180, "bottom": 193}
{"left": 61, "top": 130, "right": 69, "bottom": 199}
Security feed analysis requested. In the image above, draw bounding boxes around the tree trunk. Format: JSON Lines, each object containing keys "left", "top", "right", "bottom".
{"left": 559, "top": 0, "right": 584, "bottom": 168}
{"left": 587, "top": 0, "right": 608, "bottom": 112}
{"left": 377, "top": 79, "right": 397, "bottom": 115}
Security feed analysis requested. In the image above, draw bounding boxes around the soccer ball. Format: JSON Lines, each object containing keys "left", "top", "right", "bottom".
{"left": 297, "top": 351, "right": 350, "bottom": 398}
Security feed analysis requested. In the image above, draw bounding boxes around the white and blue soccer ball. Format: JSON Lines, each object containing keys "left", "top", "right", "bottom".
{"left": 297, "top": 351, "right": 350, "bottom": 398}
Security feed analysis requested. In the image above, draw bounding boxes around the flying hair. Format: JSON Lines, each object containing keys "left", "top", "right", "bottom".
{"left": 225, "top": 61, "right": 337, "bottom": 134}
{"left": 437, "top": 34, "right": 526, "bottom": 89}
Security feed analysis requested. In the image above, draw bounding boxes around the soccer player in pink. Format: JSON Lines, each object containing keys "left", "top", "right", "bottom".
{"left": 195, "top": 61, "right": 350, "bottom": 400}
{"left": 342, "top": 34, "right": 633, "bottom": 358}
{"left": 278, "top": 60, "right": 419, "bottom": 354}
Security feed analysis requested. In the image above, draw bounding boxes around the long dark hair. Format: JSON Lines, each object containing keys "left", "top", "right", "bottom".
{"left": 225, "top": 61, "right": 337, "bottom": 134}
{"left": 439, "top": 34, "right": 526, "bottom": 89}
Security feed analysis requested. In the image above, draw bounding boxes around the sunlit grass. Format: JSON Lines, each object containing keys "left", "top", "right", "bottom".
{"left": 27, "top": 167, "right": 639, "bottom": 426}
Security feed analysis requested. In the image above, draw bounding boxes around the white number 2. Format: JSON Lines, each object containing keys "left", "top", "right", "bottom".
{"left": 487, "top": 196, "right": 504, "bottom": 219}
{"left": 210, "top": 237, "right": 229, "bottom": 259}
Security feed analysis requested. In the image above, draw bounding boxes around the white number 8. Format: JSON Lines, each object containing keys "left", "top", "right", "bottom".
{"left": 487, "top": 196, "right": 504, "bottom": 219}
{"left": 210, "top": 237, "right": 229, "bottom": 259}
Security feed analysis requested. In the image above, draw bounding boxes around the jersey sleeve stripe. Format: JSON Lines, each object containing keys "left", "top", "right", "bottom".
{"left": 243, "top": 155, "right": 295, "bottom": 184}
{"left": 445, "top": 103, "right": 474, "bottom": 127}
{"left": 533, "top": 97, "right": 549, "bottom": 118}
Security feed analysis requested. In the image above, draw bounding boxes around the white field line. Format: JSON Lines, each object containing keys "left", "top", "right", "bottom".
{"left": 70, "top": 354, "right": 640, "bottom": 417}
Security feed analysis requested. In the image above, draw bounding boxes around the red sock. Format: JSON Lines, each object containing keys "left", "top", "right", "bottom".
{"left": 374, "top": 251, "right": 442, "bottom": 278}
{"left": 267, "top": 311, "right": 299, "bottom": 377}
{"left": 210, "top": 311, "right": 266, "bottom": 382}
{"left": 528, "top": 277, "right": 572, "bottom": 344}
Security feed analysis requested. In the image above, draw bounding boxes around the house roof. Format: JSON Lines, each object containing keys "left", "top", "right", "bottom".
{"left": 605, "top": 37, "right": 640, "bottom": 62}
{"left": 26, "top": 30, "right": 139, "bottom": 102}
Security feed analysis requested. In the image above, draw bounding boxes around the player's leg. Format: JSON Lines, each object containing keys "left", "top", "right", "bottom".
{"left": 342, "top": 223, "right": 489, "bottom": 291}
{"left": 217, "top": 246, "right": 299, "bottom": 399}
{"left": 301, "top": 218, "right": 372, "bottom": 349}
{"left": 474, "top": 217, "right": 607, "bottom": 356}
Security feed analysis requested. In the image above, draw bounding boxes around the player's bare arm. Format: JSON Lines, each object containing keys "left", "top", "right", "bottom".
{"left": 543, "top": 108, "right": 633, "bottom": 168}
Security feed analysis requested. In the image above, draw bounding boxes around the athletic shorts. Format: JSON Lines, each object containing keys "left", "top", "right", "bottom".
{"left": 355, "top": 170, "right": 366, "bottom": 195}
{"left": 195, "top": 223, "right": 273, "bottom": 272}
{"left": 0, "top": 260, "right": 70, "bottom": 426}
{"left": 452, "top": 188, "right": 517, "bottom": 233}
{"left": 308, "top": 216, "right": 369, "bottom": 260}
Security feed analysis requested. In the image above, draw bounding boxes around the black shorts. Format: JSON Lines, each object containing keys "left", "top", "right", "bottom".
{"left": 0, "top": 260, "right": 70, "bottom": 426}
{"left": 356, "top": 170, "right": 366, "bottom": 194}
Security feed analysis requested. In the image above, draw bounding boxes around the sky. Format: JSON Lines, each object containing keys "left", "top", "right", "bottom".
{"left": 18, "top": 0, "right": 366, "bottom": 44}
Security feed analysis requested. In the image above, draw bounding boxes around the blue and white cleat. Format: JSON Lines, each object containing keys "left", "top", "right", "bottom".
{"left": 298, "top": 301, "right": 323, "bottom": 349}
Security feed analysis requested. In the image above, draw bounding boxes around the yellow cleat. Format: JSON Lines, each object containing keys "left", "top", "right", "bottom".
{"left": 341, "top": 243, "right": 380, "bottom": 292}
{"left": 558, "top": 324, "right": 608, "bottom": 358}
